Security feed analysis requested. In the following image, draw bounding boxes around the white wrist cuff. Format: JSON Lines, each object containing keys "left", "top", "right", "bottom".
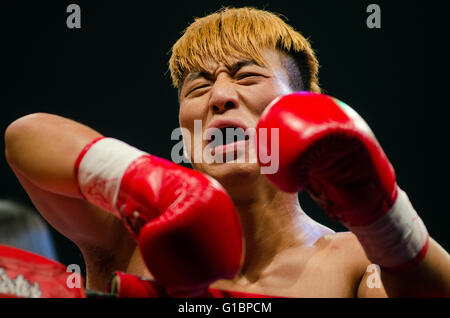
{"left": 77, "top": 138, "right": 147, "bottom": 217}
{"left": 349, "top": 188, "right": 429, "bottom": 268}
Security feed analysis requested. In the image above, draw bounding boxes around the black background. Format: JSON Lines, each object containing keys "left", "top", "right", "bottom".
{"left": 1, "top": 0, "right": 449, "bottom": 276}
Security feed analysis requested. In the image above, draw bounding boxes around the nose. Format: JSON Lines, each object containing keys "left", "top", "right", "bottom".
{"left": 208, "top": 76, "right": 239, "bottom": 114}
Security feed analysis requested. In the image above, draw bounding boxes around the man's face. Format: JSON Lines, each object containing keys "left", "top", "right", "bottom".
{"left": 178, "top": 48, "right": 294, "bottom": 183}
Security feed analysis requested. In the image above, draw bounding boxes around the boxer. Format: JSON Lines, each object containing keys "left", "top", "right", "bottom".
{"left": 4, "top": 7, "right": 450, "bottom": 297}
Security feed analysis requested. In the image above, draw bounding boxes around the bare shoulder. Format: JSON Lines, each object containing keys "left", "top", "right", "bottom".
{"left": 314, "top": 231, "right": 372, "bottom": 269}
{"left": 312, "top": 231, "right": 387, "bottom": 297}
{"left": 312, "top": 231, "right": 372, "bottom": 284}
{"left": 260, "top": 231, "right": 375, "bottom": 297}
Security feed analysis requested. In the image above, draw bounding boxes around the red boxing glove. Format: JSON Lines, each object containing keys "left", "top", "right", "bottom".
{"left": 107, "top": 271, "right": 168, "bottom": 298}
{"left": 257, "top": 92, "right": 429, "bottom": 270}
{"left": 108, "top": 271, "right": 276, "bottom": 298}
{"left": 0, "top": 245, "right": 85, "bottom": 298}
{"left": 74, "top": 138, "right": 243, "bottom": 296}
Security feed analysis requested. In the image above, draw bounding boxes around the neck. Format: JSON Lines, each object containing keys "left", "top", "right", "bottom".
{"left": 222, "top": 176, "right": 330, "bottom": 284}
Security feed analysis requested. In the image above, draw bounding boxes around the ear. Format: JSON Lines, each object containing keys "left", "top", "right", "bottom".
{"left": 279, "top": 50, "right": 304, "bottom": 92}
{"left": 180, "top": 127, "right": 192, "bottom": 163}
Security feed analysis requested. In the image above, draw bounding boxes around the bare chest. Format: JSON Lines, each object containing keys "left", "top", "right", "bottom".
{"left": 212, "top": 247, "right": 362, "bottom": 298}
{"left": 123, "top": 241, "right": 362, "bottom": 298}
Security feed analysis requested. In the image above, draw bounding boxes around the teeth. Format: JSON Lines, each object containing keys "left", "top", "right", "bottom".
{"left": 206, "top": 126, "right": 248, "bottom": 147}
{"left": 224, "top": 127, "right": 245, "bottom": 145}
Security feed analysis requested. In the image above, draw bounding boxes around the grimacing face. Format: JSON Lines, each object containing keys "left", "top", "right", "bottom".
{"left": 178, "top": 48, "right": 295, "bottom": 184}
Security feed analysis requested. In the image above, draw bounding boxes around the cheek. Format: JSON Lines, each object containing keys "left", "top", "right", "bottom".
{"left": 245, "top": 80, "right": 292, "bottom": 116}
{"left": 179, "top": 101, "right": 205, "bottom": 160}
{"left": 179, "top": 99, "right": 202, "bottom": 131}
{"left": 178, "top": 108, "right": 191, "bottom": 131}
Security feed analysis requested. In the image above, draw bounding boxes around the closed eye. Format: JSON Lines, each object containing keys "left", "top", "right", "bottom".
{"left": 235, "top": 73, "right": 264, "bottom": 85}
{"left": 188, "top": 84, "right": 210, "bottom": 96}
{"left": 236, "top": 73, "right": 261, "bottom": 80}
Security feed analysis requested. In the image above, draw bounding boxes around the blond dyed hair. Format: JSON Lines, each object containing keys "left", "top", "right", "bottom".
{"left": 169, "top": 7, "right": 321, "bottom": 93}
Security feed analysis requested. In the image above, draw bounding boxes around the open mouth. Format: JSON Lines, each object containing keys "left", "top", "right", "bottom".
{"left": 206, "top": 126, "right": 250, "bottom": 159}
{"left": 210, "top": 127, "right": 250, "bottom": 146}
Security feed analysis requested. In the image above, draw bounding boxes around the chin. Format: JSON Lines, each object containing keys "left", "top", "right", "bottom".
{"left": 195, "top": 161, "right": 261, "bottom": 188}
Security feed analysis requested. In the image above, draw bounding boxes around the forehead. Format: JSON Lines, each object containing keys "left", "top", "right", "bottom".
{"left": 182, "top": 48, "right": 284, "bottom": 83}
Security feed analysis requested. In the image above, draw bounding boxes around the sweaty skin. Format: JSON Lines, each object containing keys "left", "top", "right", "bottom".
{"left": 5, "top": 48, "right": 450, "bottom": 297}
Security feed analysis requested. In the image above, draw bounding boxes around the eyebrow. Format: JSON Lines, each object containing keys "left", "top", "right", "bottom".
{"left": 184, "top": 60, "right": 258, "bottom": 84}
